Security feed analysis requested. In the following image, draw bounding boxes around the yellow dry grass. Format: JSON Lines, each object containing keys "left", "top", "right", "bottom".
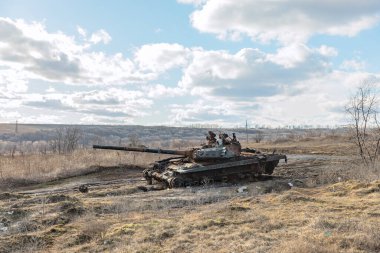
{"left": 1, "top": 134, "right": 379, "bottom": 253}
{"left": 255, "top": 135, "right": 354, "bottom": 155}
{"left": 105, "top": 181, "right": 379, "bottom": 253}
{"left": 0, "top": 149, "right": 166, "bottom": 187}
{"left": 2, "top": 180, "right": 378, "bottom": 253}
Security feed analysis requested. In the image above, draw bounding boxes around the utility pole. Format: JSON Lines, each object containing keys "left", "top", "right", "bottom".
{"left": 245, "top": 120, "right": 248, "bottom": 146}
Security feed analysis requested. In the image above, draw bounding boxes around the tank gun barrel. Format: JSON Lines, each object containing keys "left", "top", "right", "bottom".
{"left": 93, "top": 145, "right": 189, "bottom": 156}
{"left": 241, "top": 148, "right": 257, "bottom": 153}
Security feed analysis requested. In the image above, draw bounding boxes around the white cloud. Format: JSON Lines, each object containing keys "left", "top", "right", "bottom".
{"left": 46, "top": 86, "right": 56, "bottom": 93}
{"left": 14, "top": 88, "right": 153, "bottom": 124}
{"left": 0, "top": 18, "right": 155, "bottom": 86}
{"left": 0, "top": 68, "right": 29, "bottom": 95}
{"left": 0, "top": 18, "right": 191, "bottom": 124}
{"left": 169, "top": 100, "right": 243, "bottom": 125}
{"left": 266, "top": 44, "right": 311, "bottom": 68}
{"left": 317, "top": 45, "right": 338, "bottom": 57}
{"left": 179, "top": 45, "right": 332, "bottom": 99}
{"left": 177, "top": 0, "right": 207, "bottom": 6}
{"left": 134, "top": 43, "right": 191, "bottom": 72}
{"left": 89, "top": 29, "right": 112, "bottom": 44}
{"left": 0, "top": 18, "right": 221, "bottom": 89}
{"left": 183, "top": 0, "right": 380, "bottom": 44}
{"left": 169, "top": 70, "right": 380, "bottom": 127}
{"left": 0, "top": 110, "right": 22, "bottom": 121}
{"left": 77, "top": 26, "right": 87, "bottom": 37}
{"left": 340, "top": 59, "right": 366, "bottom": 71}
{"left": 144, "top": 84, "right": 185, "bottom": 98}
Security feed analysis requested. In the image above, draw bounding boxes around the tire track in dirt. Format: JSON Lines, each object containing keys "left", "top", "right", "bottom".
{"left": 14, "top": 154, "right": 348, "bottom": 197}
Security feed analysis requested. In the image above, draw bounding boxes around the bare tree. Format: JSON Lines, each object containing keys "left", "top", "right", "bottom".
{"left": 346, "top": 81, "right": 380, "bottom": 166}
{"left": 254, "top": 131, "right": 264, "bottom": 143}
{"left": 37, "top": 142, "right": 48, "bottom": 155}
{"left": 49, "top": 127, "right": 64, "bottom": 154}
{"left": 49, "top": 127, "right": 82, "bottom": 154}
{"left": 329, "top": 128, "right": 338, "bottom": 138}
{"left": 128, "top": 134, "right": 140, "bottom": 147}
{"left": 64, "top": 127, "right": 82, "bottom": 153}
{"left": 7, "top": 144, "right": 17, "bottom": 158}
{"left": 92, "top": 135, "right": 105, "bottom": 146}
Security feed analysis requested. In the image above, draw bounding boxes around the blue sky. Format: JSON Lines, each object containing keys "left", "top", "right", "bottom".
{"left": 0, "top": 0, "right": 379, "bottom": 127}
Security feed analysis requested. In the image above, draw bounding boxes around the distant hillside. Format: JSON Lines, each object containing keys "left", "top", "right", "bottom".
{"left": 0, "top": 123, "right": 344, "bottom": 155}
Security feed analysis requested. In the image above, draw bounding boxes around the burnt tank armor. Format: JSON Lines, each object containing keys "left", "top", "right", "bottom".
{"left": 93, "top": 131, "right": 287, "bottom": 188}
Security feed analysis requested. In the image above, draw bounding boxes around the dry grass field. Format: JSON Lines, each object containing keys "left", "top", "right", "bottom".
{"left": 0, "top": 150, "right": 172, "bottom": 190}
{"left": 0, "top": 134, "right": 379, "bottom": 253}
{"left": 254, "top": 134, "right": 354, "bottom": 155}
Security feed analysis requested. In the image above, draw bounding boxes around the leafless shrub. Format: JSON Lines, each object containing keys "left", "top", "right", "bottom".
{"left": 253, "top": 131, "right": 264, "bottom": 143}
{"left": 346, "top": 80, "right": 380, "bottom": 167}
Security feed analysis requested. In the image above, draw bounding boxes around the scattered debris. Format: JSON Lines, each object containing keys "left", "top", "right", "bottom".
{"left": 79, "top": 185, "right": 89, "bottom": 193}
{"left": 137, "top": 186, "right": 148, "bottom": 192}
{"left": 229, "top": 205, "right": 250, "bottom": 211}
{"left": 237, "top": 186, "right": 248, "bottom": 193}
{"left": 136, "top": 185, "right": 166, "bottom": 192}
{"left": 0, "top": 223, "right": 8, "bottom": 232}
{"left": 292, "top": 179, "right": 306, "bottom": 187}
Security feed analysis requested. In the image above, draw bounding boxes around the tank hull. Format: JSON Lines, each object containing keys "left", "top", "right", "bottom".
{"left": 143, "top": 154, "right": 286, "bottom": 188}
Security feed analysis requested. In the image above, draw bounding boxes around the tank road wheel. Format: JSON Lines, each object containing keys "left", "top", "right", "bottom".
{"left": 265, "top": 162, "right": 276, "bottom": 175}
{"left": 168, "top": 177, "right": 184, "bottom": 188}
{"left": 201, "top": 176, "right": 211, "bottom": 187}
{"left": 143, "top": 169, "right": 153, "bottom": 185}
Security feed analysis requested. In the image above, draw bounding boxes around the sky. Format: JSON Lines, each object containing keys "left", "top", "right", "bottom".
{"left": 0, "top": 0, "right": 380, "bottom": 127}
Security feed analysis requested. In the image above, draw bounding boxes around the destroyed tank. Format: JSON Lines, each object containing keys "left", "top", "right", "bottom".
{"left": 93, "top": 131, "right": 287, "bottom": 188}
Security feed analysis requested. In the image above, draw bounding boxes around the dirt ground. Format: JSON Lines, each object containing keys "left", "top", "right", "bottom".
{"left": 0, "top": 139, "right": 379, "bottom": 253}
